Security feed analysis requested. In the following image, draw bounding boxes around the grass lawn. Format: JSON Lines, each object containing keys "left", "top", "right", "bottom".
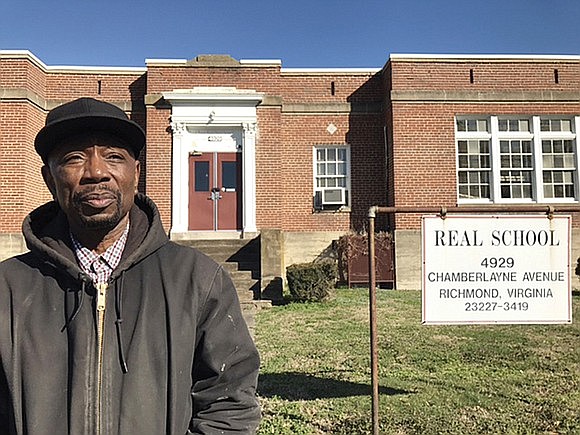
{"left": 254, "top": 288, "right": 580, "bottom": 434}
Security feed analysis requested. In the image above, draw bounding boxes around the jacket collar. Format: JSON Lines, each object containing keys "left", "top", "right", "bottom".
{"left": 22, "top": 193, "right": 169, "bottom": 280}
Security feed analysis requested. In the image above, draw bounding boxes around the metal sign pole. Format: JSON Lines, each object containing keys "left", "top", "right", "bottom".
{"left": 365, "top": 203, "right": 580, "bottom": 434}
{"left": 368, "top": 208, "right": 379, "bottom": 435}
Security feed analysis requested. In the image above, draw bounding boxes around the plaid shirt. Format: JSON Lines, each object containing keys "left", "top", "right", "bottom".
{"left": 71, "top": 224, "right": 129, "bottom": 285}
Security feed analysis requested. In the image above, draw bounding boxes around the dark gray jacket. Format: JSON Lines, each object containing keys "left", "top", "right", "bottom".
{"left": 0, "top": 194, "right": 260, "bottom": 434}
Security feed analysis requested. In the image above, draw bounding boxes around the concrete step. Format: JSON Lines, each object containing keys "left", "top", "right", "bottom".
{"left": 175, "top": 237, "right": 261, "bottom": 299}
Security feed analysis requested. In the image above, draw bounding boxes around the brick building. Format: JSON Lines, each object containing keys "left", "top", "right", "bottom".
{"left": 1, "top": 50, "right": 579, "bottom": 293}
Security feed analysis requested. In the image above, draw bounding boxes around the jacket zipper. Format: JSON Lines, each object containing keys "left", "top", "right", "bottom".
{"left": 96, "top": 282, "right": 108, "bottom": 435}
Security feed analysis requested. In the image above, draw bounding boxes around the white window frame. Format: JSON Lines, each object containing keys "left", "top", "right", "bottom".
{"left": 456, "top": 115, "right": 580, "bottom": 204}
{"left": 313, "top": 145, "right": 351, "bottom": 210}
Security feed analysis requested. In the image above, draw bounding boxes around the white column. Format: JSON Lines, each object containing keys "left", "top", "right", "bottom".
{"left": 170, "top": 121, "right": 189, "bottom": 234}
{"left": 242, "top": 122, "right": 257, "bottom": 233}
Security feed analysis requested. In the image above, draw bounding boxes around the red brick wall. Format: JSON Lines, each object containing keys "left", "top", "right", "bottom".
{"left": 0, "top": 101, "right": 50, "bottom": 231}
{"left": 146, "top": 64, "right": 385, "bottom": 233}
{"left": 0, "top": 58, "right": 47, "bottom": 99}
{"left": 143, "top": 106, "right": 173, "bottom": 229}
{"left": 3, "top": 52, "right": 579, "bottom": 237}
{"left": 147, "top": 64, "right": 378, "bottom": 102}
{"left": 391, "top": 59, "right": 580, "bottom": 91}
{"left": 389, "top": 57, "right": 580, "bottom": 229}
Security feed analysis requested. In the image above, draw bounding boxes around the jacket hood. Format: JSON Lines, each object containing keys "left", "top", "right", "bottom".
{"left": 22, "top": 193, "right": 169, "bottom": 281}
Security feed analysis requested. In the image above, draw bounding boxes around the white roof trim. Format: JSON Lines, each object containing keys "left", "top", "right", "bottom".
{"left": 0, "top": 50, "right": 145, "bottom": 73}
{"left": 390, "top": 53, "right": 580, "bottom": 62}
{"left": 281, "top": 67, "right": 380, "bottom": 74}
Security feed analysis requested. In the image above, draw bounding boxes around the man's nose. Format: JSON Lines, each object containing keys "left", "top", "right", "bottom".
{"left": 81, "top": 155, "right": 110, "bottom": 182}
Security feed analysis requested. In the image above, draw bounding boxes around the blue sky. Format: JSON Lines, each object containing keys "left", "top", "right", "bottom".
{"left": 2, "top": 0, "right": 579, "bottom": 68}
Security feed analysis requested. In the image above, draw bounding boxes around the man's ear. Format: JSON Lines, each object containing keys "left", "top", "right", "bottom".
{"left": 41, "top": 165, "right": 57, "bottom": 199}
{"left": 134, "top": 159, "right": 141, "bottom": 193}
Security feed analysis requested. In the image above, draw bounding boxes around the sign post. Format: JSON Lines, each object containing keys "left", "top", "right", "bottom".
{"left": 367, "top": 205, "right": 578, "bottom": 435}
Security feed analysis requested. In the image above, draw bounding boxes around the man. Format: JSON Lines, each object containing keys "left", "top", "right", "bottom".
{"left": 0, "top": 98, "right": 261, "bottom": 434}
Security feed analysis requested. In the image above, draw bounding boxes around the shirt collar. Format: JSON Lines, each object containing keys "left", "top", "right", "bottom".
{"left": 71, "top": 223, "right": 130, "bottom": 284}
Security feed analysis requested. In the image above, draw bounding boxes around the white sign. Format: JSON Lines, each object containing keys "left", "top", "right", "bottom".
{"left": 422, "top": 215, "right": 572, "bottom": 325}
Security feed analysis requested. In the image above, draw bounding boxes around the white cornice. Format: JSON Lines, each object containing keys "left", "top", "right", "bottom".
{"left": 162, "top": 87, "right": 264, "bottom": 104}
{"left": 0, "top": 50, "right": 145, "bottom": 74}
{"left": 390, "top": 53, "right": 580, "bottom": 63}
{"left": 146, "top": 58, "right": 282, "bottom": 67}
{"left": 281, "top": 67, "right": 380, "bottom": 75}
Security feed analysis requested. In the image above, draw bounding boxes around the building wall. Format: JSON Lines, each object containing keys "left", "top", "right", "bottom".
{"left": 2, "top": 51, "right": 580, "bottom": 291}
{"left": 389, "top": 56, "right": 580, "bottom": 231}
{"left": 145, "top": 59, "right": 385, "bottom": 233}
{"left": 388, "top": 55, "right": 580, "bottom": 288}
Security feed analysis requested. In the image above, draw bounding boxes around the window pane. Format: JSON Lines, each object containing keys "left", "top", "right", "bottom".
{"left": 194, "top": 161, "right": 210, "bottom": 192}
{"left": 467, "top": 119, "right": 477, "bottom": 131}
{"left": 458, "top": 140, "right": 467, "bottom": 153}
{"left": 541, "top": 119, "right": 550, "bottom": 131}
{"left": 317, "top": 149, "right": 325, "bottom": 161}
{"left": 522, "top": 141, "right": 532, "bottom": 153}
{"left": 499, "top": 119, "right": 508, "bottom": 132}
{"left": 337, "top": 148, "right": 347, "bottom": 161}
{"left": 456, "top": 119, "right": 466, "bottom": 131}
{"left": 562, "top": 119, "right": 572, "bottom": 132}
{"left": 327, "top": 149, "right": 336, "bottom": 161}
{"left": 468, "top": 141, "right": 479, "bottom": 153}
{"left": 221, "top": 161, "right": 237, "bottom": 190}
{"left": 317, "top": 163, "right": 326, "bottom": 175}
{"left": 542, "top": 140, "right": 551, "bottom": 153}
{"left": 328, "top": 164, "right": 336, "bottom": 175}
{"left": 520, "top": 120, "right": 529, "bottom": 132}
{"left": 477, "top": 119, "right": 488, "bottom": 132}
{"left": 338, "top": 163, "right": 346, "bottom": 175}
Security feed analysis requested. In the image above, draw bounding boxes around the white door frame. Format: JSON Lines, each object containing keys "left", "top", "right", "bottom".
{"left": 162, "top": 87, "right": 263, "bottom": 237}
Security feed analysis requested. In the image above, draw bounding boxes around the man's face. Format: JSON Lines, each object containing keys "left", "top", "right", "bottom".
{"left": 42, "top": 132, "right": 140, "bottom": 233}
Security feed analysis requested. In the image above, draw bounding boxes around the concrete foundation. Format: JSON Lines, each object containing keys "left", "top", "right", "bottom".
{"left": 0, "top": 234, "right": 26, "bottom": 261}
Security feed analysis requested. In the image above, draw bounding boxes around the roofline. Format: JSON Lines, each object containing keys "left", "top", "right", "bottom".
{"left": 281, "top": 67, "right": 380, "bottom": 75}
{"left": 389, "top": 53, "right": 580, "bottom": 62}
{"left": 0, "top": 50, "right": 146, "bottom": 74}
{"left": 145, "top": 58, "right": 283, "bottom": 67}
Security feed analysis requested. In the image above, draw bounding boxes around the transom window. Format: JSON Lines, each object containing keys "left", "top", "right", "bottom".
{"left": 456, "top": 116, "right": 579, "bottom": 203}
{"left": 313, "top": 145, "right": 350, "bottom": 209}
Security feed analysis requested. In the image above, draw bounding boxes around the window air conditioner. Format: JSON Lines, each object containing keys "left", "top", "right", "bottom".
{"left": 321, "top": 188, "right": 345, "bottom": 205}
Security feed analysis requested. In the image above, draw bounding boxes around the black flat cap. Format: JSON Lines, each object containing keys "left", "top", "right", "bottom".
{"left": 34, "top": 97, "right": 145, "bottom": 162}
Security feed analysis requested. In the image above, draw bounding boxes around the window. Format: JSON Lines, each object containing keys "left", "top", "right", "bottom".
{"left": 456, "top": 116, "right": 580, "bottom": 203}
{"left": 313, "top": 145, "right": 350, "bottom": 210}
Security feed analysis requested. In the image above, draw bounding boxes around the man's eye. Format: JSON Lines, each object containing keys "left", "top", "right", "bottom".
{"left": 62, "top": 154, "right": 84, "bottom": 163}
{"left": 106, "top": 153, "right": 126, "bottom": 161}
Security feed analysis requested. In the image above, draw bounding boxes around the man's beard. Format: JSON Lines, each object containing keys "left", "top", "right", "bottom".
{"left": 71, "top": 187, "right": 124, "bottom": 231}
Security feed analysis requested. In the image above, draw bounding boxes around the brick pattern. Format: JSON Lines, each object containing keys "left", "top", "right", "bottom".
{"left": 1, "top": 52, "right": 580, "bottom": 236}
{"left": 390, "top": 100, "right": 580, "bottom": 229}
{"left": 391, "top": 60, "right": 580, "bottom": 91}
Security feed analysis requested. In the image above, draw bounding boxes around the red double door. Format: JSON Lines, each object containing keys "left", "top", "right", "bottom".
{"left": 188, "top": 152, "right": 242, "bottom": 231}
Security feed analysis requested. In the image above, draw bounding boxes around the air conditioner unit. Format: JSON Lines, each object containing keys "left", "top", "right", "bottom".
{"left": 321, "top": 188, "right": 345, "bottom": 205}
